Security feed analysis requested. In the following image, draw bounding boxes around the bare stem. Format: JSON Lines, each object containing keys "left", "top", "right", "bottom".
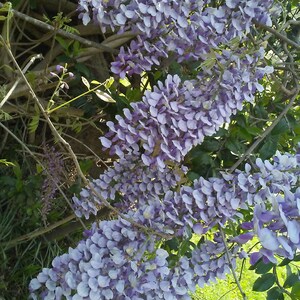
{"left": 253, "top": 20, "right": 300, "bottom": 50}
{"left": 220, "top": 227, "right": 247, "bottom": 300}
{"left": 229, "top": 88, "right": 300, "bottom": 173}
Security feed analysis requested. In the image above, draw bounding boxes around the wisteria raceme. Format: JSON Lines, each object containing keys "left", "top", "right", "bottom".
{"left": 191, "top": 233, "right": 240, "bottom": 287}
{"left": 29, "top": 217, "right": 240, "bottom": 299}
{"left": 29, "top": 217, "right": 158, "bottom": 300}
{"left": 229, "top": 152, "right": 300, "bottom": 264}
{"left": 78, "top": 0, "right": 273, "bottom": 77}
{"left": 75, "top": 46, "right": 274, "bottom": 219}
{"left": 73, "top": 45, "right": 274, "bottom": 221}
{"left": 100, "top": 49, "right": 273, "bottom": 171}
{"left": 28, "top": 213, "right": 190, "bottom": 299}
{"left": 147, "top": 151, "right": 299, "bottom": 244}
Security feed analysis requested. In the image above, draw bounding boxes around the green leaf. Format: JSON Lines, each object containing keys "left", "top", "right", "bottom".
{"left": 278, "top": 258, "right": 292, "bottom": 266}
{"left": 164, "top": 237, "right": 179, "bottom": 251}
{"left": 91, "top": 80, "right": 101, "bottom": 85}
{"left": 246, "top": 126, "right": 262, "bottom": 136}
{"left": 291, "top": 282, "right": 300, "bottom": 300}
{"left": 267, "top": 287, "right": 284, "bottom": 300}
{"left": 105, "top": 77, "right": 114, "bottom": 89}
{"left": 255, "top": 262, "right": 274, "bottom": 274}
{"left": 79, "top": 159, "right": 93, "bottom": 175}
{"left": 81, "top": 76, "right": 90, "bottom": 90}
{"left": 187, "top": 171, "right": 200, "bottom": 181}
{"left": 0, "top": 159, "right": 15, "bottom": 167}
{"left": 294, "top": 254, "right": 300, "bottom": 261}
{"left": 94, "top": 90, "right": 116, "bottom": 103}
{"left": 253, "top": 273, "right": 276, "bottom": 292}
{"left": 28, "top": 114, "right": 40, "bottom": 133}
{"left": 74, "top": 63, "right": 90, "bottom": 77}
{"left": 254, "top": 105, "right": 268, "bottom": 119}
{"left": 178, "top": 239, "right": 192, "bottom": 256}
{"left": 284, "top": 273, "right": 299, "bottom": 288}
{"left": 126, "top": 88, "right": 142, "bottom": 102}
{"left": 72, "top": 40, "right": 81, "bottom": 56}
{"left": 271, "top": 119, "right": 289, "bottom": 135}
{"left": 234, "top": 127, "right": 252, "bottom": 141}
{"left": 55, "top": 36, "right": 69, "bottom": 50}
{"left": 201, "top": 139, "right": 220, "bottom": 152}
{"left": 225, "top": 138, "right": 245, "bottom": 155}
{"left": 259, "top": 136, "right": 278, "bottom": 159}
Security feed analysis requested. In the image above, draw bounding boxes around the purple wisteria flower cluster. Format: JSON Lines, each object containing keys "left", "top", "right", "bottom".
{"left": 73, "top": 155, "right": 188, "bottom": 219}
{"left": 100, "top": 51, "right": 273, "bottom": 172}
{"left": 230, "top": 152, "right": 300, "bottom": 264}
{"left": 78, "top": 0, "right": 273, "bottom": 77}
{"left": 30, "top": 151, "right": 300, "bottom": 299}
{"left": 41, "top": 145, "right": 64, "bottom": 225}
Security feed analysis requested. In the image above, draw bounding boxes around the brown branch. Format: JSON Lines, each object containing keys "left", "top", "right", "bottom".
{"left": 1, "top": 206, "right": 112, "bottom": 249}
{"left": 253, "top": 20, "right": 300, "bottom": 50}
{"left": 1, "top": 214, "right": 76, "bottom": 248}
{"left": 229, "top": 88, "right": 300, "bottom": 172}
{"left": 0, "top": 2, "right": 118, "bottom": 54}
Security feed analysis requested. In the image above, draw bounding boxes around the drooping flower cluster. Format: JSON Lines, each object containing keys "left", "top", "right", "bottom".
{"left": 229, "top": 152, "right": 300, "bottom": 264}
{"left": 101, "top": 55, "right": 273, "bottom": 170}
{"left": 29, "top": 217, "right": 158, "bottom": 299}
{"left": 78, "top": 0, "right": 273, "bottom": 77}
{"left": 29, "top": 212, "right": 243, "bottom": 299}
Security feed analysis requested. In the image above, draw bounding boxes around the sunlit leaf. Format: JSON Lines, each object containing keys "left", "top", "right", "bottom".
{"left": 81, "top": 76, "right": 90, "bottom": 89}
{"left": 94, "top": 90, "right": 116, "bottom": 103}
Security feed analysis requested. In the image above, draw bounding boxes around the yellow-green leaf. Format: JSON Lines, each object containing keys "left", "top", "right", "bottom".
{"left": 91, "top": 80, "right": 101, "bottom": 85}
{"left": 28, "top": 114, "right": 40, "bottom": 133}
{"left": 94, "top": 90, "right": 116, "bottom": 103}
{"left": 81, "top": 76, "right": 90, "bottom": 89}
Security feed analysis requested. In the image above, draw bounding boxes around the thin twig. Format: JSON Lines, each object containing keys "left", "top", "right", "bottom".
{"left": 220, "top": 227, "right": 247, "bottom": 300}
{"left": 253, "top": 20, "right": 300, "bottom": 50}
{"left": 0, "top": 54, "right": 42, "bottom": 109}
{"left": 229, "top": 88, "right": 300, "bottom": 172}
{"left": 62, "top": 132, "right": 109, "bottom": 168}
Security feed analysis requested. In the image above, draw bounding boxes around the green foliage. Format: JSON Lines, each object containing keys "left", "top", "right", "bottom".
{"left": 291, "top": 282, "right": 300, "bottom": 300}
{"left": 253, "top": 273, "right": 276, "bottom": 292}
